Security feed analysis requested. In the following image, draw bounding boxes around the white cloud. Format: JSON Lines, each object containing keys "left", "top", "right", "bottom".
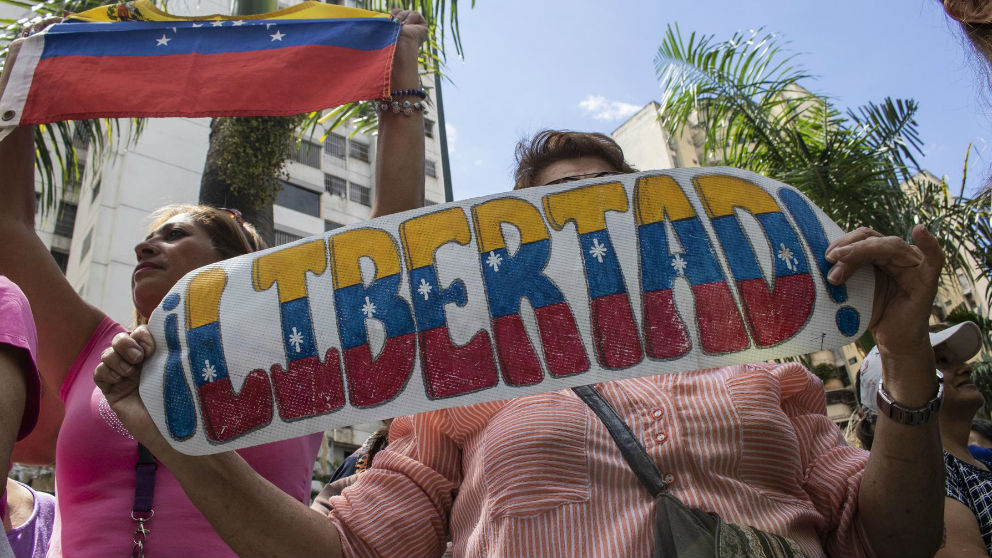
{"left": 445, "top": 123, "right": 458, "bottom": 154}
{"left": 578, "top": 95, "right": 641, "bottom": 121}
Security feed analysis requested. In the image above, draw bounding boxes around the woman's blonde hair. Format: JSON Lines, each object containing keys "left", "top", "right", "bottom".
{"left": 134, "top": 204, "right": 266, "bottom": 325}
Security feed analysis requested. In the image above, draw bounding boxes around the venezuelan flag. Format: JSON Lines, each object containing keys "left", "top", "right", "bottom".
{"left": 0, "top": 0, "right": 397, "bottom": 125}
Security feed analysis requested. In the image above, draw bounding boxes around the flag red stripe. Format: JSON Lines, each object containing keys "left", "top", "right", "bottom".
{"left": 20, "top": 42, "right": 393, "bottom": 123}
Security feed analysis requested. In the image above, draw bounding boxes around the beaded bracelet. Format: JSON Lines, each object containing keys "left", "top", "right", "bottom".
{"left": 374, "top": 99, "right": 427, "bottom": 116}
{"left": 390, "top": 88, "right": 427, "bottom": 99}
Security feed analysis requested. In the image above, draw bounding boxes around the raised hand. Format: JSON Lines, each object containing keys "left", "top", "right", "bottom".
{"left": 826, "top": 224, "right": 943, "bottom": 406}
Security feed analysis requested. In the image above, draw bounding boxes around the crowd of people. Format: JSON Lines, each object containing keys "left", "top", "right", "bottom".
{"left": 0, "top": 1, "right": 989, "bottom": 557}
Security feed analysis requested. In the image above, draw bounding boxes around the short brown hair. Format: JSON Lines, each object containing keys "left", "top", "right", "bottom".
{"left": 513, "top": 130, "right": 636, "bottom": 189}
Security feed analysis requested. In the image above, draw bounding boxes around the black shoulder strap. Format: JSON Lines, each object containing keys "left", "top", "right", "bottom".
{"left": 572, "top": 384, "right": 669, "bottom": 497}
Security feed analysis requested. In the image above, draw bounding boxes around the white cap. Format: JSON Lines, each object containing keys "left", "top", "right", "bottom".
{"left": 857, "top": 321, "right": 983, "bottom": 413}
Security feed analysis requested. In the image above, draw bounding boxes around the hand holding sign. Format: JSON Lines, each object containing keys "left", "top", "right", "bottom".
{"left": 827, "top": 224, "right": 944, "bottom": 407}
{"left": 96, "top": 328, "right": 160, "bottom": 447}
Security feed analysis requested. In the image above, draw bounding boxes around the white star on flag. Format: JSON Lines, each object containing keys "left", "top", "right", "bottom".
{"left": 155, "top": 34, "right": 171, "bottom": 46}
{"left": 232, "top": 20, "right": 245, "bottom": 26}
{"left": 270, "top": 30, "right": 286, "bottom": 41}
{"left": 588, "top": 238, "right": 608, "bottom": 263}
{"left": 485, "top": 251, "right": 502, "bottom": 272}
{"left": 201, "top": 360, "right": 217, "bottom": 382}
{"left": 266, "top": 23, "right": 274, "bottom": 28}
{"left": 777, "top": 243, "right": 798, "bottom": 272}
{"left": 671, "top": 253, "right": 688, "bottom": 276}
{"left": 210, "top": 20, "right": 225, "bottom": 27}
{"left": 191, "top": 23, "right": 203, "bottom": 27}
{"left": 171, "top": 26, "right": 177, "bottom": 33}
{"left": 417, "top": 278, "right": 433, "bottom": 300}
{"left": 361, "top": 296, "right": 377, "bottom": 318}
{"left": 287, "top": 326, "right": 305, "bottom": 353}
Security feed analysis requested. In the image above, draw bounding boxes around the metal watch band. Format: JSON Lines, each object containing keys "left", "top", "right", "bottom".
{"left": 875, "top": 381, "right": 944, "bottom": 426}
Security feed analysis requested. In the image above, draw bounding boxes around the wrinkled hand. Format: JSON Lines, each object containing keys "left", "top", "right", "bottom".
{"left": 18, "top": 16, "right": 62, "bottom": 38}
{"left": 391, "top": 9, "right": 428, "bottom": 45}
{"left": 94, "top": 326, "right": 162, "bottom": 445}
{"left": 826, "top": 225, "right": 943, "bottom": 351}
{"left": 826, "top": 225, "right": 943, "bottom": 403}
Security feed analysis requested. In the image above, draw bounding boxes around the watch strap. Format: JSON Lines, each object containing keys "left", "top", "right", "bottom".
{"left": 875, "top": 380, "right": 943, "bottom": 425}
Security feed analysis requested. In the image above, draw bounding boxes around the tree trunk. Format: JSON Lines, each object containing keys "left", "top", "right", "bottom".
{"left": 198, "top": 0, "right": 278, "bottom": 246}
{"left": 198, "top": 118, "right": 275, "bottom": 245}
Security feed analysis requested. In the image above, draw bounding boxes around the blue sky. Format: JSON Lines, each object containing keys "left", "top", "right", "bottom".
{"left": 440, "top": 0, "right": 991, "bottom": 201}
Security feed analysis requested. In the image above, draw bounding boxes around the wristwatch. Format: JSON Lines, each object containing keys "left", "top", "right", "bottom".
{"left": 876, "top": 380, "right": 943, "bottom": 425}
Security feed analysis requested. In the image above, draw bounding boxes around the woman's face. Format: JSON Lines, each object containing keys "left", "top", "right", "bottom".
{"left": 936, "top": 344, "right": 984, "bottom": 415}
{"left": 131, "top": 213, "right": 222, "bottom": 319}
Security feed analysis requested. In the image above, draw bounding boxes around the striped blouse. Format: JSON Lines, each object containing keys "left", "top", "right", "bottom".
{"left": 327, "top": 362, "right": 871, "bottom": 558}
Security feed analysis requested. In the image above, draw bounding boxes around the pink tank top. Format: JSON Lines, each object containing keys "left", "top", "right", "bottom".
{"left": 52, "top": 318, "right": 322, "bottom": 557}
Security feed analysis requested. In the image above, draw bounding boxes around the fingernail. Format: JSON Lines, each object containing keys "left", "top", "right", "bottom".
{"left": 827, "top": 267, "right": 842, "bottom": 284}
{"left": 128, "top": 348, "right": 142, "bottom": 361}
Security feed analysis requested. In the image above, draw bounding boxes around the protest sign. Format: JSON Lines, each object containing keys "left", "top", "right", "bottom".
{"left": 140, "top": 168, "right": 874, "bottom": 455}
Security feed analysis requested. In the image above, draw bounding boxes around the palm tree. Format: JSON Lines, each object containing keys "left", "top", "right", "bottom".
{"left": 655, "top": 24, "right": 991, "bottom": 307}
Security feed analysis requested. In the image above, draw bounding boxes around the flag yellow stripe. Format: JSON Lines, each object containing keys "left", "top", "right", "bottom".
{"left": 69, "top": 0, "right": 387, "bottom": 23}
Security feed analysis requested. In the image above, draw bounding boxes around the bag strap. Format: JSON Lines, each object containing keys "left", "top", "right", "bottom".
{"left": 572, "top": 384, "right": 669, "bottom": 497}
{"left": 131, "top": 442, "right": 157, "bottom": 558}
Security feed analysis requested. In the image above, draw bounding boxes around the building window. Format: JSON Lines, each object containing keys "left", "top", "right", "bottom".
{"left": 275, "top": 181, "right": 321, "bottom": 217}
{"left": 349, "top": 140, "right": 370, "bottom": 163}
{"left": 80, "top": 229, "right": 93, "bottom": 258}
{"left": 424, "top": 118, "right": 434, "bottom": 138}
{"left": 66, "top": 162, "right": 85, "bottom": 197}
{"left": 324, "top": 174, "right": 347, "bottom": 198}
{"left": 848, "top": 357, "right": 858, "bottom": 365}
{"left": 325, "top": 220, "right": 344, "bottom": 231}
{"left": 54, "top": 202, "right": 78, "bottom": 237}
{"left": 50, "top": 249, "right": 69, "bottom": 274}
{"left": 425, "top": 159, "right": 437, "bottom": 178}
{"left": 71, "top": 124, "right": 90, "bottom": 150}
{"left": 325, "top": 134, "right": 346, "bottom": 159}
{"left": 289, "top": 140, "right": 322, "bottom": 168}
{"left": 273, "top": 229, "right": 303, "bottom": 246}
{"left": 349, "top": 182, "right": 371, "bottom": 206}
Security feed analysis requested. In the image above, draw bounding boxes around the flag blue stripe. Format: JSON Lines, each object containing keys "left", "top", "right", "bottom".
{"left": 41, "top": 18, "right": 398, "bottom": 58}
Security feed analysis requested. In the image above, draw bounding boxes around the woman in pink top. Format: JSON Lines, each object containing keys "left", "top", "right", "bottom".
{"left": 0, "top": 10, "right": 428, "bottom": 556}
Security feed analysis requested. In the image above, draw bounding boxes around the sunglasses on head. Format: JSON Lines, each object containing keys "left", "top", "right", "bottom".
{"left": 219, "top": 207, "right": 245, "bottom": 226}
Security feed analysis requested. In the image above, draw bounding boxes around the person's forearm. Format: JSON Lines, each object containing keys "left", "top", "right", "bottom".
{"left": 0, "top": 348, "right": 29, "bottom": 470}
{"left": 146, "top": 434, "right": 345, "bottom": 558}
{"left": 0, "top": 125, "right": 37, "bottom": 228}
{"left": 372, "top": 33, "right": 425, "bottom": 218}
{"left": 858, "top": 347, "right": 944, "bottom": 557}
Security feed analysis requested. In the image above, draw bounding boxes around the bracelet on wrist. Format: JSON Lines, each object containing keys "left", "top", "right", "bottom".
{"left": 390, "top": 88, "right": 427, "bottom": 99}
{"left": 876, "top": 379, "right": 943, "bottom": 426}
{"left": 373, "top": 98, "right": 427, "bottom": 116}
